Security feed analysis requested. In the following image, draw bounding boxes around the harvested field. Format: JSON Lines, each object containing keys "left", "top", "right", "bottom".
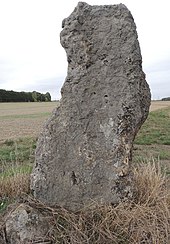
{"left": 0, "top": 102, "right": 58, "bottom": 143}
{"left": 0, "top": 101, "right": 170, "bottom": 143}
{"left": 150, "top": 100, "right": 170, "bottom": 111}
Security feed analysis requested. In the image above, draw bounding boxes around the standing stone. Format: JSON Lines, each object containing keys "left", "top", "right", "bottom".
{"left": 31, "top": 2, "right": 151, "bottom": 211}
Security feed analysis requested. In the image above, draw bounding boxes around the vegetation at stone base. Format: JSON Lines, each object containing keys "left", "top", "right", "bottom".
{"left": 0, "top": 106, "right": 170, "bottom": 242}
{"left": 0, "top": 89, "right": 51, "bottom": 102}
{"left": 1, "top": 162, "right": 169, "bottom": 243}
{"left": 51, "top": 163, "right": 169, "bottom": 243}
{"left": 133, "top": 144, "right": 170, "bottom": 163}
{"left": 0, "top": 138, "right": 36, "bottom": 163}
{"left": 0, "top": 138, "right": 36, "bottom": 212}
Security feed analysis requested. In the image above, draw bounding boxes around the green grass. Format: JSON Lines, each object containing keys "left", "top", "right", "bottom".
{"left": 133, "top": 107, "right": 170, "bottom": 176}
{"left": 135, "top": 108, "right": 170, "bottom": 145}
{"left": 0, "top": 164, "right": 32, "bottom": 178}
{"left": 0, "top": 163, "right": 32, "bottom": 212}
{"left": 159, "top": 150, "right": 170, "bottom": 160}
{"left": 133, "top": 145, "right": 170, "bottom": 161}
{"left": 0, "top": 137, "right": 36, "bottom": 212}
{"left": 0, "top": 198, "right": 9, "bottom": 213}
{"left": 0, "top": 137, "right": 36, "bottom": 163}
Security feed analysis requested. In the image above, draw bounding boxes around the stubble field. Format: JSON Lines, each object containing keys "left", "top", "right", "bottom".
{"left": 0, "top": 100, "right": 170, "bottom": 143}
{"left": 0, "top": 102, "right": 58, "bottom": 143}
{"left": 149, "top": 100, "right": 170, "bottom": 111}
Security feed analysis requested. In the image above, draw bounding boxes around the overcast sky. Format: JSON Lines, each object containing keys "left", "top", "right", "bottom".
{"left": 0, "top": 0, "right": 169, "bottom": 100}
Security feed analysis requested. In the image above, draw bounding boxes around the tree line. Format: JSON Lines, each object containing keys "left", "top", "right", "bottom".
{"left": 162, "top": 97, "right": 170, "bottom": 101}
{"left": 0, "top": 89, "right": 51, "bottom": 102}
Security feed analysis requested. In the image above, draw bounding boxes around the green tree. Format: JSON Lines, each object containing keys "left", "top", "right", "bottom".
{"left": 0, "top": 89, "right": 51, "bottom": 102}
{"left": 32, "top": 91, "right": 38, "bottom": 102}
{"left": 45, "top": 92, "right": 51, "bottom": 102}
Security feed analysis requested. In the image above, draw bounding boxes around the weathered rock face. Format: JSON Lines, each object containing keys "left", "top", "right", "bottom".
{"left": 4, "top": 204, "right": 53, "bottom": 244}
{"left": 31, "top": 2, "right": 151, "bottom": 211}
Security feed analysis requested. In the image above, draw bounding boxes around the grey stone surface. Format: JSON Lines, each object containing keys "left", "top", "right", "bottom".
{"left": 5, "top": 204, "right": 52, "bottom": 244}
{"left": 31, "top": 2, "right": 151, "bottom": 211}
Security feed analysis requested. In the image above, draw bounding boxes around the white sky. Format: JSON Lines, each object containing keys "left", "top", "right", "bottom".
{"left": 0, "top": 0, "right": 170, "bottom": 100}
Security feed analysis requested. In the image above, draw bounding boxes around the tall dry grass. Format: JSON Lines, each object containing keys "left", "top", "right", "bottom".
{"left": 0, "top": 141, "right": 32, "bottom": 204}
{"left": 0, "top": 163, "right": 31, "bottom": 208}
{"left": 0, "top": 173, "right": 30, "bottom": 200}
{"left": 0, "top": 161, "right": 169, "bottom": 243}
{"left": 25, "top": 161, "right": 169, "bottom": 244}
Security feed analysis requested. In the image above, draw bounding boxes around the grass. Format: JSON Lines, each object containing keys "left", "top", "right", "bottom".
{"left": 15, "top": 161, "right": 169, "bottom": 243}
{"left": 0, "top": 164, "right": 32, "bottom": 178}
{"left": 133, "top": 107, "right": 170, "bottom": 177}
{"left": 0, "top": 172, "right": 30, "bottom": 213}
{"left": 133, "top": 144, "right": 170, "bottom": 163}
{"left": 0, "top": 137, "right": 36, "bottom": 163}
{"left": 0, "top": 102, "right": 170, "bottom": 242}
{"left": 0, "top": 137, "right": 36, "bottom": 212}
{"left": 159, "top": 150, "right": 170, "bottom": 160}
{"left": 0, "top": 100, "right": 42, "bottom": 211}
{"left": 135, "top": 107, "right": 170, "bottom": 145}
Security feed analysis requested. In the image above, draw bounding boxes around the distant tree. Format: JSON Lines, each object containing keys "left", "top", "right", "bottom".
{"left": 36, "top": 92, "right": 42, "bottom": 102}
{"left": 41, "top": 94, "right": 45, "bottom": 102}
{"left": 26, "top": 92, "right": 34, "bottom": 102}
{"left": 162, "top": 97, "right": 170, "bottom": 101}
{"left": 45, "top": 92, "right": 51, "bottom": 102}
{"left": 32, "top": 91, "right": 38, "bottom": 102}
{"left": 0, "top": 89, "right": 52, "bottom": 102}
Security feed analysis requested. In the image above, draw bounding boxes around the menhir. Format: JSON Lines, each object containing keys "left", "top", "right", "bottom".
{"left": 31, "top": 2, "right": 151, "bottom": 211}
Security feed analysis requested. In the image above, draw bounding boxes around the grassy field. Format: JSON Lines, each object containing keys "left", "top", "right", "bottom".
{"left": 0, "top": 100, "right": 169, "bottom": 169}
{"left": 0, "top": 100, "right": 169, "bottom": 181}
{"left": 133, "top": 103, "right": 170, "bottom": 177}
{"left": 0, "top": 101, "right": 169, "bottom": 242}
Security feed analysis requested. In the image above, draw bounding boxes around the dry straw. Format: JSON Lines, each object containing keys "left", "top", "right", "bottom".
{"left": 28, "top": 161, "right": 170, "bottom": 243}
{"left": 0, "top": 173, "right": 30, "bottom": 199}
{"left": 0, "top": 161, "right": 169, "bottom": 243}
